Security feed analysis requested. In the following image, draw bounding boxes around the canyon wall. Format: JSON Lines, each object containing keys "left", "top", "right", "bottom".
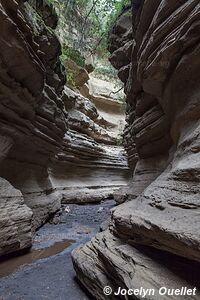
{"left": 0, "top": 0, "right": 66, "bottom": 254}
{"left": 0, "top": 0, "right": 129, "bottom": 256}
{"left": 72, "top": 1, "right": 200, "bottom": 298}
{"left": 50, "top": 86, "right": 129, "bottom": 204}
{"left": 80, "top": 76, "right": 126, "bottom": 139}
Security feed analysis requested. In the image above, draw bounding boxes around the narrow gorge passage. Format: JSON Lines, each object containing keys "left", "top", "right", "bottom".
{"left": 0, "top": 1, "right": 200, "bottom": 300}
{"left": 0, "top": 1, "right": 129, "bottom": 299}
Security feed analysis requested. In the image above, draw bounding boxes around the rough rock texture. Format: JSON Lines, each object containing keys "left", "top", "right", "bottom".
{"left": 0, "top": 136, "right": 32, "bottom": 256}
{"left": 50, "top": 87, "right": 129, "bottom": 203}
{"left": 0, "top": 0, "right": 129, "bottom": 255}
{"left": 80, "top": 76, "right": 126, "bottom": 139}
{"left": 0, "top": 0, "right": 66, "bottom": 254}
{"left": 64, "top": 59, "right": 90, "bottom": 88}
{"left": 72, "top": 1, "right": 200, "bottom": 298}
{"left": 0, "top": 177, "right": 32, "bottom": 257}
{"left": 73, "top": 230, "right": 200, "bottom": 300}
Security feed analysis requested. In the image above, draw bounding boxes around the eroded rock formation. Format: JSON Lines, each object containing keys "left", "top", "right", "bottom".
{"left": 0, "top": 0, "right": 66, "bottom": 254}
{"left": 80, "top": 76, "right": 126, "bottom": 139}
{"left": 50, "top": 87, "right": 129, "bottom": 203}
{"left": 0, "top": 0, "right": 128, "bottom": 256}
{"left": 72, "top": 1, "right": 200, "bottom": 298}
{"left": 0, "top": 136, "right": 32, "bottom": 256}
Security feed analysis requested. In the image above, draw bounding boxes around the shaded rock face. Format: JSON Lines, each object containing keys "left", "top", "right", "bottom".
{"left": 0, "top": 177, "right": 32, "bottom": 257}
{"left": 28, "top": 0, "right": 59, "bottom": 29}
{"left": 72, "top": 1, "right": 200, "bottom": 298}
{"left": 0, "top": 136, "right": 33, "bottom": 256}
{"left": 0, "top": 0, "right": 66, "bottom": 254}
{"left": 0, "top": 0, "right": 129, "bottom": 256}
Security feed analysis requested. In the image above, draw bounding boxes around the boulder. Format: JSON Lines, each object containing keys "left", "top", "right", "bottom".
{"left": 65, "top": 59, "right": 89, "bottom": 87}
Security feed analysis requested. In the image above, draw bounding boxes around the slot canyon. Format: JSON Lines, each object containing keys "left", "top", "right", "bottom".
{"left": 0, "top": 0, "right": 200, "bottom": 299}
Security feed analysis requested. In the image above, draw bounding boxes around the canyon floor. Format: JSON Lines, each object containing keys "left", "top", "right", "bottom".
{"left": 0, "top": 200, "right": 115, "bottom": 300}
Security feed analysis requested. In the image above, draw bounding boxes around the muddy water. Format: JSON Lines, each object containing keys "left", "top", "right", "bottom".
{"left": 0, "top": 239, "right": 75, "bottom": 278}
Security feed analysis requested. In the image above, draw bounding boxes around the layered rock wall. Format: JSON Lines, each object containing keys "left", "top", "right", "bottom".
{"left": 0, "top": 136, "right": 33, "bottom": 256}
{"left": 86, "top": 77, "right": 126, "bottom": 139}
{"left": 0, "top": 0, "right": 129, "bottom": 256}
{"left": 0, "top": 0, "right": 59, "bottom": 253}
{"left": 50, "top": 87, "right": 129, "bottom": 203}
{"left": 0, "top": 0, "right": 67, "bottom": 254}
{"left": 72, "top": 1, "right": 200, "bottom": 298}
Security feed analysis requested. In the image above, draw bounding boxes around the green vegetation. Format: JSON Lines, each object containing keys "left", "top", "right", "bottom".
{"left": 94, "top": 0, "right": 130, "bottom": 56}
{"left": 93, "top": 61, "right": 118, "bottom": 79}
{"left": 46, "top": 0, "right": 60, "bottom": 7}
{"left": 46, "top": 0, "right": 130, "bottom": 88}
{"left": 51, "top": 0, "right": 130, "bottom": 57}
{"left": 116, "top": 136, "right": 123, "bottom": 146}
{"left": 66, "top": 71, "right": 75, "bottom": 87}
{"left": 60, "top": 45, "right": 85, "bottom": 67}
{"left": 60, "top": 45, "right": 86, "bottom": 86}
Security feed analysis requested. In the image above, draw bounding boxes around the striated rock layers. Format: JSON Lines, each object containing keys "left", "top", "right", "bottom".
{"left": 86, "top": 76, "right": 126, "bottom": 139}
{"left": 0, "top": 0, "right": 66, "bottom": 254}
{"left": 0, "top": 0, "right": 129, "bottom": 256}
{"left": 0, "top": 137, "right": 32, "bottom": 256}
{"left": 72, "top": 1, "right": 200, "bottom": 299}
{"left": 49, "top": 86, "right": 129, "bottom": 204}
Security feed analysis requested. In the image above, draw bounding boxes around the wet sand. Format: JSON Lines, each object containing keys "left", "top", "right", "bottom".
{"left": 0, "top": 200, "right": 115, "bottom": 300}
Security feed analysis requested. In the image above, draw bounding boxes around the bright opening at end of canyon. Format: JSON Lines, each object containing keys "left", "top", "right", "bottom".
{"left": 0, "top": 1, "right": 200, "bottom": 300}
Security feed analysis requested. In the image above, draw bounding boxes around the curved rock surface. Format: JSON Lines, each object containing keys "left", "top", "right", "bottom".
{"left": 72, "top": 1, "right": 200, "bottom": 298}
{"left": 0, "top": 0, "right": 129, "bottom": 256}
{"left": 80, "top": 76, "right": 126, "bottom": 139}
{"left": 50, "top": 87, "right": 129, "bottom": 203}
{"left": 0, "top": 1, "right": 66, "bottom": 232}
{"left": 0, "top": 0, "right": 66, "bottom": 254}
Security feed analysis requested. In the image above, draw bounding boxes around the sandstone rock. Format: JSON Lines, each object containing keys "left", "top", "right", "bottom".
{"left": 0, "top": 160, "right": 63, "bottom": 230}
{"left": 0, "top": 0, "right": 129, "bottom": 258}
{"left": 0, "top": 0, "right": 66, "bottom": 254}
{"left": 0, "top": 135, "right": 32, "bottom": 256}
{"left": 118, "top": 64, "right": 130, "bottom": 84}
{"left": 72, "top": 230, "right": 200, "bottom": 300}
{"left": 82, "top": 76, "right": 126, "bottom": 139}
{"left": 64, "top": 59, "right": 89, "bottom": 88}
{"left": 28, "top": 0, "right": 58, "bottom": 29}
{"left": 88, "top": 76, "right": 124, "bottom": 101}
{"left": 50, "top": 88, "right": 130, "bottom": 203}
{"left": 0, "top": 178, "right": 32, "bottom": 256}
{"left": 72, "top": 1, "right": 200, "bottom": 298}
